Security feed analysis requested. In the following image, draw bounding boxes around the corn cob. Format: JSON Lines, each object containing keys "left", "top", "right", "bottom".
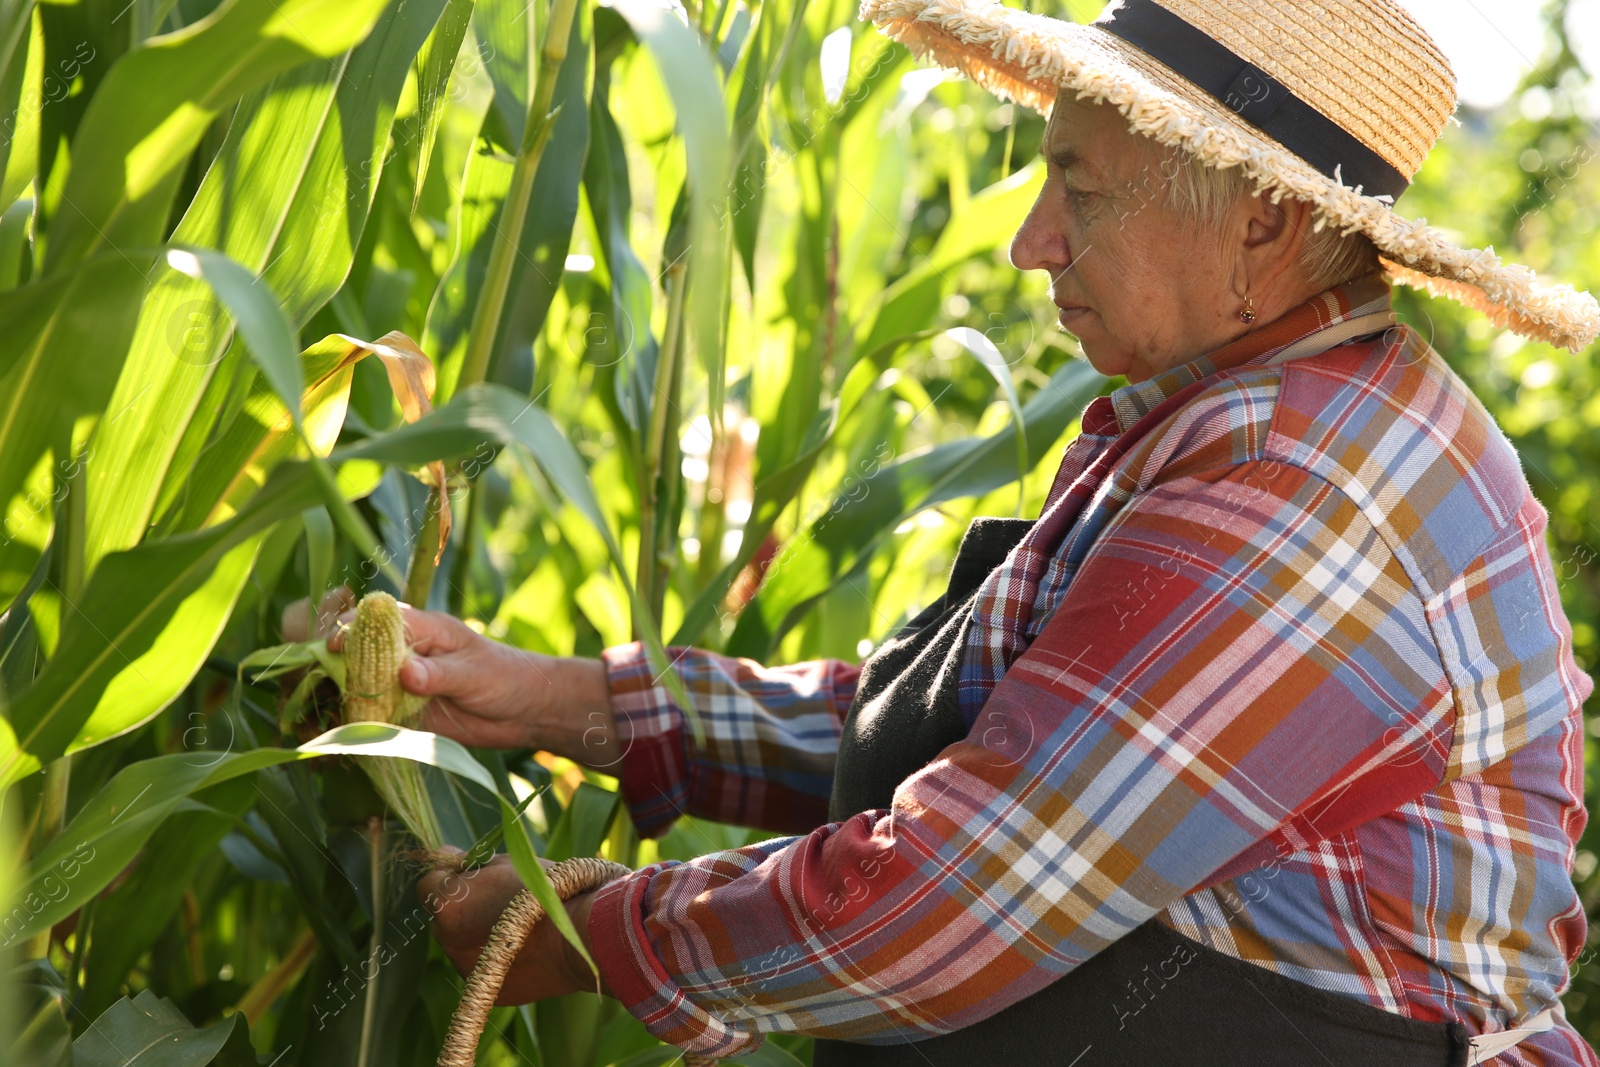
{"left": 343, "top": 591, "right": 444, "bottom": 851}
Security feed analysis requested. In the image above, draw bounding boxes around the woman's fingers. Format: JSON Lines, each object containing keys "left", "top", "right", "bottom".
{"left": 401, "top": 606, "right": 477, "bottom": 656}
{"left": 415, "top": 854, "right": 590, "bottom": 1003}
{"left": 325, "top": 599, "right": 472, "bottom": 655}
{"left": 310, "top": 597, "right": 533, "bottom": 744}
{"left": 317, "top": 586, "right": 358, "bottom": 637}
{"left": 398, "top": 646, "right": 474, "bottom": 696}
{"left": 416, "top": 855, "right": 524, "bottom": 954}
{"left": 315, "top": 598, "right": 538, "bottom": 746}
{"left": 281, "top": 585, "right": 358, "bottom": 643}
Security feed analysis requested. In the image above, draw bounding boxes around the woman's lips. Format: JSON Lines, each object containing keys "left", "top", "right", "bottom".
{"left": 1056, "top": 305, "right": 1091, "bottom": 326}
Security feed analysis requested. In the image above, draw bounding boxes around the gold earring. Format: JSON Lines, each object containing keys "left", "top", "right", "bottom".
{"left": 1239, "top": 295, "right": 1256, "bottom": 325}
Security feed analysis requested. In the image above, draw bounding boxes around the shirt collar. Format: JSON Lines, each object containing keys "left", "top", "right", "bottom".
{"left": 1105, "top": 273, "right": 1397, "bottom": 433}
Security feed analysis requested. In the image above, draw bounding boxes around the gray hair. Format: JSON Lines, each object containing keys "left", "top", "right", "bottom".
{"left": 1159, "top": 149, "right": 1380, "bottom": 293}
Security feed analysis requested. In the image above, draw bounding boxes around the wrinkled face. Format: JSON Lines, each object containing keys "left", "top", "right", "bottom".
{"left": 1009, "top": 95, "right": 1243, "bottom": 382}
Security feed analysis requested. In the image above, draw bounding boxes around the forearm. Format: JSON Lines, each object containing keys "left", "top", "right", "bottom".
{"left": 516, "top": 653, "right": 621, "bottom": 770}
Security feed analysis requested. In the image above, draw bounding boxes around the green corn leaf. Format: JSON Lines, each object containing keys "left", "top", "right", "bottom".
{"left": 481, "top": 0, "right": 590, "bottom": 393}
{"left": 332, "top": 386, "right": 623, "bottom": 552}
{"left": 542, "top": 780, "right": 620, "bottom": 862}
{"left": 722, "top": 0, "right": 770, "bottom": 294}
{"left": 303, "top": 505, "right": 334, "bottom": 613}
{"left": 42, "top": 0, "right": 390, "bottom": 276}
{"left": 584, "top": 60, "right": 658, "bottom": 439}
{"left": 0, "top": 194, "right": 32, "bottom": 291}
{"left": 409, "top": 0, "right": 476, "bottom": 216}
{"left": 250, "top": 764, "right": 365, "bottom": 969}
{"left": 944, "top": 326, "right": 1029, "bottom": 515}
{"left": 6, "top": 959, "right": 74, "bottom": 1067}
{"left": 8, "top": 719, "right": 599, "bottom": 976}
{"left": 609, "top": 0, "right": 730, "bottom": 418}
{"left": 472, "top": 0, "right": 529, "bottom": 147}
{"left": 0, "top": 3, "right": 40, "bottom": 212}
{"left": 456, "top": 0, "right": 591, "bottom": 394}
{"left": 0, "top": 251, "right": 156, "bottom": 607}
{"left": 498, "top": 782, "right": 597, "bottom": 976}
{"left": 0, "top": 442, "right": 54, "bottom": 619}
{"left": 727, "top": 360, "right": 1104, "bottom": 659}
{"left": 152, "top": 337, "right": 378, "bottom": 538}
{"left": 73, "top": 991, "right": 258, "bottom": 1067}
{"left": 671, "top": 401, "right": 838, "bottom": 647}
{"left": 82, "top": 0, "right": 448, "bottom": 580}
{"left": 165, "top": 246, "right": 401, "bottom": 586}
{"left": 0, "top": 0, "right": 34, "bottom": 198}
{"left": 9, "top": 369, "right": 655, "bottom": 782}
{"left": 0, "top": 547, "right": 43, "bottom": 702}
{"left": 426, "top": 135, "right": 514, "bottom": 402}
{"left": 9, "top": 723, "right": 485, "bottom": 938}
{"left": 834, "top": 50, "right": 917, "bottom": 321}
{"left": 0, "top": 460, "right": 325, "bottom": 786}
{"left": 453, "top": 780, "right": 545, "bottom": 866}
{"left": 856, "top": 161, "right": 1044, "bottom": 357}
{"left": 144, "top": 349, "right": 256, "bottom": 534}
{"left": 76, "top": 778, "right": 257, "bottom": 1018}
{"left": 238, "top": 641, "right": 322, "bottom": 683}
{"left": 0, "top": 438, "right": 389, "bottom": 780}
{"left": 163, "top": 248, "right": 304, "bottom": 423}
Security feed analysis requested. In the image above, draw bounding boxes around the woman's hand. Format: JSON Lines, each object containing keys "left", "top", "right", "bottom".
{"left": 323, "top": 596, "right": 547, "bottom": 749}
{"left": 291, "top": 586, "right": 620, "bottom": 764}
{"left": 417, "top": 852, "right": 611, "bottom": 1005}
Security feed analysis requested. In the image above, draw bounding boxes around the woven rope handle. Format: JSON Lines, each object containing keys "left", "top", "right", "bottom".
{"left": 436, "top": 856, "right": 718, "bottom": 1067}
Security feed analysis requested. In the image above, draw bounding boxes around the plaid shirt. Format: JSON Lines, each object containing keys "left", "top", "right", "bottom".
{"left": 589, "top": 276, "right": 1596, "bottom": 1064}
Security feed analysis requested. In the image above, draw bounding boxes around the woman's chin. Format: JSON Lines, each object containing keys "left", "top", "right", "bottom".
{"left": 1058, "top": 312, "right": 1136, "bottom": 379}
{"left": 1075, "top": 339, "right": 1132, "bottom": 380}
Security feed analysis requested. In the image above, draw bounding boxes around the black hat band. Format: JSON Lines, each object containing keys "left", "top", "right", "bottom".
{"left": 1095, "top": 0, "right": 1411, "bottom": 200}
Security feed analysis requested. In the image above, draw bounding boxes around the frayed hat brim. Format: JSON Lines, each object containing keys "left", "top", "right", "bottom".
{"left": 861, "top": 0, "right": 1600, "bottom": 352}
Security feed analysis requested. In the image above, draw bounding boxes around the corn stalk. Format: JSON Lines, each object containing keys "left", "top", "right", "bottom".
{"left": 417, "top": 0, "right": 580, "bottom": 614}
{"left": 637, "top": 255, "right": 690, "bottom": 627}
{"left": 458, "top": 0, "right": 581, "bottom": 391}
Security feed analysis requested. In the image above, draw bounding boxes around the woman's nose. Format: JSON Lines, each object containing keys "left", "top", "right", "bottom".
{"left": 1009, "top": 194, "right": 1065, "bottom": 275}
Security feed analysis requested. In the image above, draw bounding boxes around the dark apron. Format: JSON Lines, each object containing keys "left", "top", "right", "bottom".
{"left": 814, "top": 517, "right": 1471, "bottom": 1066}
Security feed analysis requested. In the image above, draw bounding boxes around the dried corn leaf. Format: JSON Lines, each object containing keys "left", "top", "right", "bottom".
{"left": 335, "top": 331, "right": 453, "bottom": 564}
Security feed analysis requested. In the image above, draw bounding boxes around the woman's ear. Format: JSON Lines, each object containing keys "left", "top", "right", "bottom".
{"left": 1248, "top": 193, "right": 1313, "bottom": 246}
{"left": 1238, "top": 191, "right": 1313, "bottom": 292}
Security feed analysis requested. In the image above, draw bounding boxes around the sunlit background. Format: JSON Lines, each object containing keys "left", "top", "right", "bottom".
{"left": 1402, "top": 0, "right": 1600, "bottom": 108}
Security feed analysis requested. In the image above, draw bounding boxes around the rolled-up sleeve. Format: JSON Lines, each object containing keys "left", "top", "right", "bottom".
{"left": 602, "top": 643, "right": 859, "bottom": 837}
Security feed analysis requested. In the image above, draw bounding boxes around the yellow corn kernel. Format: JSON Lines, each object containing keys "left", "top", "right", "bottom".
{"left": 343, "top": 591, "right": 427, "bottom": 725}
{"left": 342, "top": 591, "right": 443, "bottom": 849}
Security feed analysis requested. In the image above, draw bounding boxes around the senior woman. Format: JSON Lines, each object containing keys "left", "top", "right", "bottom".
{"left": 330, "top": 0, "right": 1600, "bottom": 1063}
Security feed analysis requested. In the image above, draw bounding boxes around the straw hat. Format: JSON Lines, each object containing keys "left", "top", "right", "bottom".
{"left": 859, "top": 0, "right": 1600, "bottom": 352}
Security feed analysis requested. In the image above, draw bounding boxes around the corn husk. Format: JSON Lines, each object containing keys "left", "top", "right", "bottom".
{"left": 342, "top": 591, "right": 444, "bottom": 850}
